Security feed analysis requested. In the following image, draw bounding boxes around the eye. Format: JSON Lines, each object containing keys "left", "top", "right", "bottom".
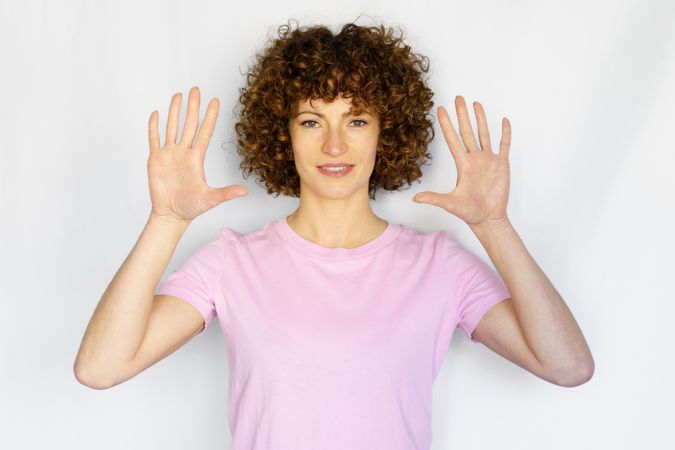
{"left": 300, "top": 120, "right": 319, "bottom": 128}
{"left": 350, "top": 119, "right": 368, "bottom": 127}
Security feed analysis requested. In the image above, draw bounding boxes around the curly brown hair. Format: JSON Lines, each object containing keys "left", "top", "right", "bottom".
{"left": 234, "top": 21, "right": 435, "bottom": 200}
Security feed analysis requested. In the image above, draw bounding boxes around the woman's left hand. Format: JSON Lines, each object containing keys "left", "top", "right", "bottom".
{"left": 412, "top": 95, "right": 511, "bottom": 230}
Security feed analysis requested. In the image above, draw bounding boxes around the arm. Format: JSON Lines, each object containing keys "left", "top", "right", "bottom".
{"left": 412, "top": 95, "right": 593, "bottom": 386}
{"left": 470, "top": 217, "right": 594, "bottom": 386}
{"left": 74, "top": 87, "right": 247, "bottom": 389}
{"left": 73, "top": 213, "right": 195, "bottom": 388}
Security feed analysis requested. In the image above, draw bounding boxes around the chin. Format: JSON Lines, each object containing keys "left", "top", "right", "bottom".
{"left": 316, "top": 187, "right": 360, "bottom": 200}
{"left": 301, "top": 180, "right": 367, "bottom": 200}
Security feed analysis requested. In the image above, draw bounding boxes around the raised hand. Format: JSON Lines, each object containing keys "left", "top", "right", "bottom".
{"left": 147, "top": 86, "right": 248, "bottom": 224}
{"left": 412, "top": 95, "right": 511, "bottom": 229}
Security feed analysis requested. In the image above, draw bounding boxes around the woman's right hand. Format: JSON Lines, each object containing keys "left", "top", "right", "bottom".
{"left": 147, "top": 86, "right": 248, "bottom": 224}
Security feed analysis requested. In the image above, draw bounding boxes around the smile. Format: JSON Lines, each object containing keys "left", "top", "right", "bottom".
{"left": 317, "top": 165, "right": 354, "bottom": 178}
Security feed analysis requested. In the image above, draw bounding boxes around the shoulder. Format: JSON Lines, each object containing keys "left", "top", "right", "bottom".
{"left": 389, "top": 224, "right": 453, "bottom": 264}
{"left": 396, "top": 225, "right": 489, "bottom": 274}
{"left": 215, "top": 218, "right": 280, "bottom": 252}
{"left": 395, "top": 223, "right": 452, "bottom": 247}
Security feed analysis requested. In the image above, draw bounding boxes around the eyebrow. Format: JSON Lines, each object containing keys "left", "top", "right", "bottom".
{"left": 294, "top": 110, "right": 372, "bottom": 118}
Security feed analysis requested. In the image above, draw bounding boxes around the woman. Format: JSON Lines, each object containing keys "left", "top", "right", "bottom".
{"left": 75, "top": 22, "right": 594, "bottom": 449}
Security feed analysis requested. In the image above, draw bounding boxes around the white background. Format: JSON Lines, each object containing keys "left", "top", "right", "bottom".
{"left": 1, "top": 0, "right": 674, "bottom": 449}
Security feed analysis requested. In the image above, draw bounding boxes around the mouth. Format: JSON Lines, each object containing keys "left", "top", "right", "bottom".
{"left": 317, "top": 164, "right": 354, "bottom": 178}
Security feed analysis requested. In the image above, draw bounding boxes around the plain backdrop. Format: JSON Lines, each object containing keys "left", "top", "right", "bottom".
{"left": 1, "top": 0, "right": 674, "bottom": 449}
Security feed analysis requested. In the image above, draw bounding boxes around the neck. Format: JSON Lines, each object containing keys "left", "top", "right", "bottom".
{"left": 286, "top": 203, "right": 388, "bottom": 249}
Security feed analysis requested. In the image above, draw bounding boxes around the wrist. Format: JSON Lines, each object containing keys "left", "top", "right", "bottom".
{"left": 469, "top": 215, "right": 511, "bottom": 235}
{"left": 148, "top": 211, "right": 192, "bottom": 229}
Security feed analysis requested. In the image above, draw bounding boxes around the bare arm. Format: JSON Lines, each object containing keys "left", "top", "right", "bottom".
{"left": 470, "top": 218, "right": 594, "bottom": 386}
{"left": 73, "top": 213, "right": 192, "bottom": 388}
{"left": 73, "top": 87, "right": 248, "bottom": 389}
{"left": 413, "top": 96, "right": 593, "bottom": 386}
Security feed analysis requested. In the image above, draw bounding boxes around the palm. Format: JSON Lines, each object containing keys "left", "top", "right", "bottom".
{"left": 148, "top": 154, "right": 213, "bottom": 221}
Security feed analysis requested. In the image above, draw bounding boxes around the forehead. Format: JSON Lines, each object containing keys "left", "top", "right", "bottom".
{"left": 292, "top": 95, "right": 370, "bottom": 116}
{"left": 297, "top": 95, "right": 351, "bottom": 110}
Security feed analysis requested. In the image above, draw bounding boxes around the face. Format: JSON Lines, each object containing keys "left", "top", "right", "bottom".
{"left": 288, "top": 95, "right": 380, "bottom": 201}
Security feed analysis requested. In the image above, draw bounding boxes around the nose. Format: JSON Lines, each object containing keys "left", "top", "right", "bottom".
{"left": 322, "top": 127, "right": 347, "bottom": 156}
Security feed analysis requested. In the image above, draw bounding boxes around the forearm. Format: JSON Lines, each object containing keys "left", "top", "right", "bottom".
{"left": 74, "top": 212, "right": 190, "bottom": 385}
{"left": 470, "top": 217, "right": 594, "bottom": 380}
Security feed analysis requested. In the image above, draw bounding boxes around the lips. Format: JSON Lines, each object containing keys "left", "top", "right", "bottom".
{"left": 317, "top": 163, "right": 355, "bottom": 168}
{"left": 317, "top": 164, "right": 354, "bottom": 177}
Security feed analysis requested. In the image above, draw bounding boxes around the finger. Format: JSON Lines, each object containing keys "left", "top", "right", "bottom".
{"left": 455, "top": 96, "right": 480, "bottom": 152}
{"left": 472, "top": 101, "right": 493, "bottom": 154}
{"left": 499, "top": 117, "right": 511, "bottom": 158}
{"left": 437, "top": 106, "right": 466, "bottom": 163}
{"left": 180, "top": 86, "right": 200, "bottom": 146}
{"left": 210, "top": 185, "right": 249, "bottom": 205}
{"left": 148, "top": 110, "right": 160, "bottom": 152}
{"left": 193, "top": 98, "right": 220, "bottom": 152}
{"left": 412, "top": 191, "right": 443, "bottom": 206}
{"left": 165, "top": 92, "right": 182, "bottom": 146}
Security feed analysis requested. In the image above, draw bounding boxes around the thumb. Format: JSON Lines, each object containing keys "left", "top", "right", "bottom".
{"left": 210, "top": 185, "right": 249, "bottom": 205}
{"left": 412, "top": 191, "right": 446, "bottom": 206}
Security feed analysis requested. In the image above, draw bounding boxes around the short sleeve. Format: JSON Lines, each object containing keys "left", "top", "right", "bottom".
{"left": 443, "top": 233, "right": 511, "bottom": 344}
{"left": 154, "top": 232, "right": 228, "bottom": 337}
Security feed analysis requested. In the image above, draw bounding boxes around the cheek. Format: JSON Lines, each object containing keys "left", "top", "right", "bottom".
{"left": 288, "top": 136, "right": 307, "bottom": 163}
{"left": 367, "top": 137, "right": 380, "bottom": 160}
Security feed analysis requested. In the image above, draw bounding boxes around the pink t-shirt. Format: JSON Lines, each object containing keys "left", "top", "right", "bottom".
{"left": 155, "top": 217, "right": 510, "bottom": 450}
